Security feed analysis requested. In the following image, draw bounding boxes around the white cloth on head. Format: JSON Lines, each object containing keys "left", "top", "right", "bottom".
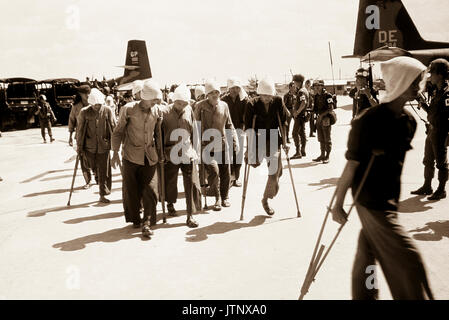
{"left": 167, "top": 92, "right": 175, "bottom": 102}
{"left": 205, "top": 80, "right": 221, "bottom": 96}
{"left": 173, "top": 84, "right": 191, "bottom": 102}
{"left": 194, "top": 86, "right": 205, "bottom": 99}
{"left": 380, "top": 56, "right": 427, "bottom": 103}
{"left": 88, "top": 88, "right": 105, "bottom": 105}
{"left": 257, "top": 77, "right": 276, "bottom": 96}
{"left": 132, "top": 80, "right": 144, "bottom": 95}
{"left": 227, "top": 77, "right": 248, "bottom": 100}
{"left": 141, "top": 79, "right": 162, "bottom": 101}
{"left": 105, "top": 95, "right": 114, "bottom": 105}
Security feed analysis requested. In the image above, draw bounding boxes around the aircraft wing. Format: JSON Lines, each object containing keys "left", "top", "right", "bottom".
{"left": 361, "top": 46, "right": 411, "bottom": 62}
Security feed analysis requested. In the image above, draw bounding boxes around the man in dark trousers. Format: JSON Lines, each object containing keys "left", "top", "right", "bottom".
{"left": 332, "top": 56, "right": 433, "bottom": 300}
{"left": 291, "top": 74, "right": 309, "bottom": 159}
{"left": 35, "top": 95, "right": 56, "bottom": 143}
{"left": 221, "top": 77, "right": 249, "bottom": 187}
{"left": 283, "top": 82, "right": 297, "bottom": 144}
{"left": 111, "top": 80, "right": 162, "bottom": 238}
{"left": 194, "top": 80, "right": 239, "bottom": 211}
{"left": 68, "top": 84, "right": 94, "bottom": 189}
{"left": 77, "top": 88, "right": 116, "bottom": 203}
{"left": 312, "top": 79, "right": 336, "bottom": 163}
{"left": 160, "top": 84, "right": 201, "bottom": 228}
{"left": 411, "top": 58, "right": 449, "bottom": 200}
{"left": 245, "top": 78, "right": 288, "bottom": 215}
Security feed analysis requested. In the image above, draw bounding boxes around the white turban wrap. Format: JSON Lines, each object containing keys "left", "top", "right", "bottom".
{"left": 194, "top": 86, "right": 205, "bottom": 99}
{"left": 205, "top": 80, "right": 221, "bottom": 96}
{"left": 257, "top": 77, "right": 276, "bottom": 96}
{"left": 380, "top": 56, "right": 427, "bottom": 103}
{"left": 141, "top": 79, "right": 162, "bottom": 101}
{"left": 132, "top": 80, "right": 144, "bottom": 95}
{"left": 173, "top": 84, "right": 191, "bottom": 102}
{"left": 227, "top": 76, "right": 248, "bottom": 100}
{"left": 88, "top": 88, "right": 105, "bottom": 105}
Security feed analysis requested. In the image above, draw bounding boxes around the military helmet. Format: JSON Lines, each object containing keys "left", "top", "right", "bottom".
{"left": 313, "top": 79, "right": 324, "bottom": 86}
{"left": 355, "top": 68, "right": 369, "bottom": 79}
{"left": 39, "top": 94, "right": 47, "bottom": 101}
{"left": 429, "top": 58, "right": 449, "bottom": 78}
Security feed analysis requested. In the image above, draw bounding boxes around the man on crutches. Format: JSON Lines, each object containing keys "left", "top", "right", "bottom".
{"left": 303, "top": 57, "right": 433, "bottom": 300}
{"left": 243, "top": 77, "right": 291, "bottom": 216}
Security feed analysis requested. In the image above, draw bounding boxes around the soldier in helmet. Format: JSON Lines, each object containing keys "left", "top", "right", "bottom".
{"left": 35, "top": 94, "right": 56, "bottom": 143}
{"left": 349, "top": 68, "right": 379, "bottom": 118}
{"left": 411, "top": 58, "right": 449, "bottom": 200}
{"left": 312, "top": 79, "right": 336, "bottom": 163}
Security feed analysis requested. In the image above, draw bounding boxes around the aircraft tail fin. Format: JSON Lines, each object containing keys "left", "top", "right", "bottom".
{"left": 117, "top": 40, "right": 152, "bottom": 86}
{"left": 352, "top": 0, "right": 449, "bottom": 57}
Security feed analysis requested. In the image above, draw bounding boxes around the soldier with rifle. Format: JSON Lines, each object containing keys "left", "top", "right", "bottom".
{"left": 291, "top": 74, "right": 309, "bottom": 159}
{"left": 349, "top": 68, "right": 379, "bottom": 118}
{"left": 77, "top": 88, "right": 116, "bottom": 203}
{"left": 312, "top": 79, "right": 336, "bottom": 164}
{"left": 411, "top": 58, "right": 449, "bottom": 200}
{"left": 159, "top": 84, "right": 201, "bottom": 228}
{"left": 111, "top": 80, "right": 162, "bottom": 238}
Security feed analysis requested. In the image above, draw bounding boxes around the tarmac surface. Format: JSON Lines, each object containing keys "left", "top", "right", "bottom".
{"left": 0, "top": 96, "right": 448, "bottom": 299}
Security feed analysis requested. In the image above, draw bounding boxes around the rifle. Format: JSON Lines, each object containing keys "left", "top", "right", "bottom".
{"left": 240, "top": 115, "right": 256, "bottom": 220}
{"left": 328, "top": 41, "right": 336, "bottom": 96}
{"left": 276, "top": 110, "right": 301, "bottom": 218}
{"left": 156, "top": 116, "right": 167, "bottom": 223}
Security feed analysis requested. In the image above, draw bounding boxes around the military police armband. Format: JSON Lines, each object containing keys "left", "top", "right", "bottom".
{"left": 445, "top": 98, "right": 449, "bottom": 107}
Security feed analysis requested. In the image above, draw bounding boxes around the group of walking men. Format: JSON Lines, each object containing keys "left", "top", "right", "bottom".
{"left": 66, "top": 56, "right": 449, "bottom": 300}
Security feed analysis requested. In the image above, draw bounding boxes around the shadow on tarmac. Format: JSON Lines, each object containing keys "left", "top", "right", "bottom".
{"left": 185, "top": 215, "right": 270, "bottom": 242}
{"left": 284, "top": 162, "right": 321, "bottom": 169}
{"left": 23, "top": 186, "right": 85, "bottom": 197}
{"left": 397, "top": 195, "right": 434, "bottom": 214}
{"left": 41, "top": 172, "right": 121, "bottom": 182}
{"left": 20, "top": 169, "right": 73, "bottom": 183}
{"left": 409, "top": 220, "right": 449, "bottom": 241}
{"left": 52, "top": 225, "right": 143, "bottom": 251}
{"left": 27, "top": 199, "right": 122, "bottom": 217}
{"left": 308, "top": 177, "right": 339, "bottom": 190}
{"left": 63, "top": 211, "right": 124, "bottom": 224}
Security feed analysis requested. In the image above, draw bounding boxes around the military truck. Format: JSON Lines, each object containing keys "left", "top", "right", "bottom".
{"left": 0, "top": 78, "right": 38, "bottom": 131}
{"left": 37, "top": 78, "right": 80, "bottom": 125}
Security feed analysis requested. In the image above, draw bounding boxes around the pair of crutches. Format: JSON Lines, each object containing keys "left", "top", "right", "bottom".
{"left": 240, "top": 111, "right": 301, "bottom": 220}
{"left": 298, "top": 153, "right": 377, "bottom": 300}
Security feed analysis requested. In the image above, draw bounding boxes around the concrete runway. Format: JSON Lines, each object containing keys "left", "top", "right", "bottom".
{"left": 0, "top": 96, "right": 448, "bottom": 299}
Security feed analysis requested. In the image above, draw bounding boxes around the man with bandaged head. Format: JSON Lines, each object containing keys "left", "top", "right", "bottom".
{"left": 194, "top": 80, "right": 239, "bottom": 211}
{"left": 159, "top": 84, "right": 201, "bottom": 228}
{"left": 331, "top": 57, "right": 433, "bottom": 300}
{"left": 111, "top": 79, "right": 163, "bottom": 239}
{"left": 77, "top": 88, "right": 116, "bottom": 203}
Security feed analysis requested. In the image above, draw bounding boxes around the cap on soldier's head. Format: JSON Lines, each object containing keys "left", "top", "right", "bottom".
{"left": 314, "top": 79, "right": 324, "bottom": 86}
{"left": 429, "top": 58, "right": 449, "bottom": 78}
{"left": 292, "top": 74, "right": 305, "bottom": 83}
{"left": 356, "top": 68, "right": 369, "bottom": 79}
{"left": 288, "top": 81, "right": 295, "bottom": 88}
{"left": 39, "top": 94, "right": 46, "bottom": 101}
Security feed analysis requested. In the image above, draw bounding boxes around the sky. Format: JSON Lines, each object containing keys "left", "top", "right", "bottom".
{"left": 1, "top": 0, "right": 448, "bottom": 86}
